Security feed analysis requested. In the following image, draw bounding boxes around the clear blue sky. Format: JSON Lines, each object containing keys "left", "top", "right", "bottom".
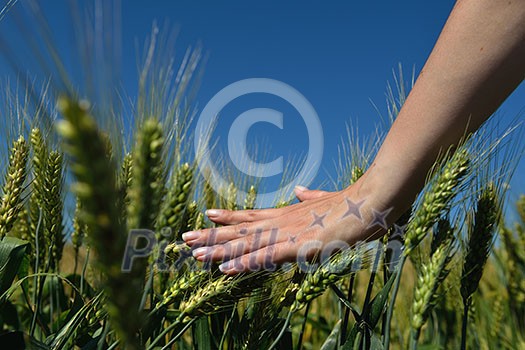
{"left": 1, "top": 0, "right": 524, "bottom": 210}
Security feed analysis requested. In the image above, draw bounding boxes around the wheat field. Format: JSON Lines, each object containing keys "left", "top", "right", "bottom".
{"left": 0, "top": 3, "right": 524, "bottom": 350}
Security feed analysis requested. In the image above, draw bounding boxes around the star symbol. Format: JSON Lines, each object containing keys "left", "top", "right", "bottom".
{"left": 288, "top": 234, "right": 297, "bottom": 244}
{"left": 367, "top": 208, "right": 392, "bottom": 229}
{"left": 341, "top": 198, "right": 365, "bottom": 221}
{"left": 310, "top": 211, "right": 327, "bottom": 228}
{"left": 391, "top": 223, "right": 406, "bottom": 238}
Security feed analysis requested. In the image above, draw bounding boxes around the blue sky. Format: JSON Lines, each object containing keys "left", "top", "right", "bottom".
{"left": 1, "top": 0, "right": 524, "bottom": 210}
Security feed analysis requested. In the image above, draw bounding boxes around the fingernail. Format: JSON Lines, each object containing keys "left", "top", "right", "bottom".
{"left": 192, "top": 247, "right": 211, "bottom": 258}
{"left": 295, "top": 185, "right": 308, "bottom": 192}
{"left": 219, "top": 261, "right": 232, "bottom": 272}
{"left": 206, "top": 209, "right": 222, "bottom": 217}
{"left": 182, "top": 231, "right": 200, "bottom": 241}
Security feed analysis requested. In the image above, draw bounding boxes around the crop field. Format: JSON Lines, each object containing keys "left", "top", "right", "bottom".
{"left": 0, "top": 1, "right": 524, "bottom": 350}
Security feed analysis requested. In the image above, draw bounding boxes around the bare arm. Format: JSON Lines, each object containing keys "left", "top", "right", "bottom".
{"left": 183, "top": 0, "right": 525, "bottom": 274}
{"left": 364, "top": 0, "right": 525, "bottom": 218}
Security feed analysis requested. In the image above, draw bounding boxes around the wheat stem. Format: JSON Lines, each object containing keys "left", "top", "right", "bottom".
{"left": 57, "top": 97, "right": 142, "bottom": 350}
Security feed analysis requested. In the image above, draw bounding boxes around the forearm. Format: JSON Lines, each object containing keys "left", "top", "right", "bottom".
{"left": 358, "top": 0, "right": 525, "bottom": 217}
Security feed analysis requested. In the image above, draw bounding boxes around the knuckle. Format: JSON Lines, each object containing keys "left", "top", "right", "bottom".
{"left": 204, "top": 228, "right": 219, "bottom": 245}
{"left": 242, "top": 231, "right": 255, "bottom": 247}
{"left": 235, "top": 222, "right": 250, "bottom": 236}
{"left": 245, "top": 210, "right": 259, "bottom": 221}
{"left": 223, "top": 210, "right": 235, "bottom": 220}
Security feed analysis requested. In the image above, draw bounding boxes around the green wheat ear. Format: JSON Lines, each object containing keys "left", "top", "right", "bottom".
{"left": 350, "top": 165, "right": 364, "bottom": 185}
{"left": 28, "top": 128, "right": 49, "bottom": 267}
{"left": 517, "top": 194, "right": 525, "bottom": 224}
{"left": 178, "top": 272, "right": 270, "bottom": 321}
{"left": 119, "top": 152, "right": 133, "bottom": 221}
{"left": 459, "top": 182, "right": 501, "bottom": 350}
{"left": 410, "top": 220, "right": 454, "bottom": 343}
{"left": 71, "top": 198, "right": 86, "bottom": 253}
{"left": 11, "top": 206, "right": 30, "bottom": 242}
{"left": 404, "top": 148, "right": 469, "bottom": 255}
{"left": 203, "top": 169, "right": 217, "bottom": 210}
{"left": 244, "top": 185, "right": 257, "bottom": 210}
{"left": 0, "top": 136, "right": 29, "bottom": 239}
{"left": 183, "top": 201, "right": 198, "bottom": 232}
{"left": 461, "top": 182, "right": 501, "bottom": 305}
{"left": 43, "top": 150, "right": 64, "bottom": 270}
{"left": 157, "top": 162, "right": 194, "bottom": 241}
{"left": 127, "top": 117, "right": 165, "bottom": 231}
{"left": 57, "top": 97, "right": 143, "bottom": 350}
{"left": 226, "top": 182, "right": 238, "bottom": 210}
{"left": 501, "top": 226, "right": 525, "bottom": 304}
{"left": 292, "top": 245, "right": 370, "bottom": 311}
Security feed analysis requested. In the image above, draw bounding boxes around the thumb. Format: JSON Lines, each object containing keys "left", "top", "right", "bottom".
{"left": 294, "top": 185, "right": 328, "bottom": 202}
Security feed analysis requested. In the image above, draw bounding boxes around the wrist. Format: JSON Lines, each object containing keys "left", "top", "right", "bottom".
{"left": 345, "top": 163, "right": 414, "bottom": 228}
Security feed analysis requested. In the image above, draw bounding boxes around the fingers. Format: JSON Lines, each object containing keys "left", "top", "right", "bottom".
{"left": 183, "top": 220, "right": 275, "bottom": 246}
{"left": 191, "top": 227, "right": 288, "bottom": 262}
{"left": 217, "top": 242, "right": 296, "bottom": 274}
{"left": 294, "top": 185, "right": 328, "bottom": 202}
{"left": 205, "top": 207, "right": 283, "bottom": 225}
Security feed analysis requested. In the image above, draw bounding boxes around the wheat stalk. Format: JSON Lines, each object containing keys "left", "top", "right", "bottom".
{"left": 460, "top": 182, "right": 501, "bottom": 350}
{"left": 461, "top": 183, "right": 500, "bottom": 303}
{"left": 57, "top": 97, "right": 143, "bottom": 350}
{"left": 410, "top": 221, "right": 454, "bottom": 348}
{"left": 385, "top": 148, "right": 469, "bottom": 349}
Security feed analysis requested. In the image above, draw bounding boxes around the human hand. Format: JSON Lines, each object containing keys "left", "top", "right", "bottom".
{"left": 182, "top": 183, "right": 393, "bottom": 274}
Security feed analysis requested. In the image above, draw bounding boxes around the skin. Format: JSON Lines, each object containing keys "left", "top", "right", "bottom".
{"left": 183, "top": 0, "right": 525, "bottom": 274}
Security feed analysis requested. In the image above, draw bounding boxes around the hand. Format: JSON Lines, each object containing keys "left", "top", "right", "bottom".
{"left": 182, "top": 184, "right": 392, "bottom": 274}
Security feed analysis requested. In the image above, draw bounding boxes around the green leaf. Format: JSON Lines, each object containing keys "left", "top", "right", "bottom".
{"left": 343, "top": 272, "right": 396, "bottom": 349}
{"left": 43, "top": 276, "right": 68, "bottom": 312}
{"left": 65, "top": 273, "right": 95, "bottom": 298}
{"left": 142, "top": 306, "right": 167, "bottom": 343}
{"left": 367, "top": 273, "right": 396, "bottom": 329}
{"left": 50, "top": 293, "right": 103, "bottom": 349}
{"left": 330, "top": 285, "right": 362, "bottom": 322}
{"left": 0, "top": 237, "right": 29, "bottom": 301}
{"left": 320, "top": 320, "right": 341, "bottom": 350}
{"left": 370, "top": 333, "right": 384, "bottom": 350}
{"left": 17, "top": 254, "right": 29, "bottom": 293}
{"left": 192, "top": 316, "right": 213, "bottom": 350}
{"left": 59, "top": 293, "right": 84, "bottom": 332}
{"left": 342, "top": 324, "right": 360, "bottom": 350}
{"left": 353, "top": 331, "right": 362, "bottom": 350}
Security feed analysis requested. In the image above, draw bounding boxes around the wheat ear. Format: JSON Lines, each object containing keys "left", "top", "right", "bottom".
{"left": 0, "top": 136, "right": 29, "bottom": 239}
